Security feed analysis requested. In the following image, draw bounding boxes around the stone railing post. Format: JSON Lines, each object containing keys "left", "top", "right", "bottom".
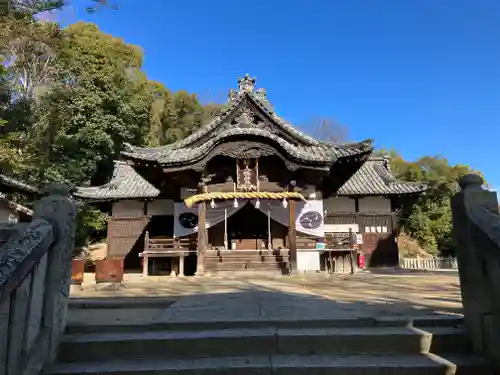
{"left": 451, "top": 174, "right": 500, "bottom": 368}
{"left": 33, "top": 183, "right": 77, "bottom": 363}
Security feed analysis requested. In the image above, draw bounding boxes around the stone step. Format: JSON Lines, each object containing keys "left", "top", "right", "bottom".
{"left": 204, "top": 269, "right": 289, "bottom": 277}
{"left": 205, "top": 257, "right": 288, "bottom": 262}
{"left": 57, "top": 326, "right": 470, "bottom": 363}
{"left": 43, "top": 353, "right": 495, "bottom": 375}
{"left": 204, "top": 262, "right": 289, "bottom": 271}
{"left": 205, "top": 255, "right": 290, "bottom": 262}
{"left": 65, "top": 313, "right": 465, "bottom": 334}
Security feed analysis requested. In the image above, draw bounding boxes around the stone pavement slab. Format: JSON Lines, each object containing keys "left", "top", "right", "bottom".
{"left": 70, "top": 271, "right": 463, "bottom": 326}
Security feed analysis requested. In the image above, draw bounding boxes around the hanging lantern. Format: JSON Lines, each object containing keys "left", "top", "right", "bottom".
{"left": 255, "top": 199, "right": 260, "bottom": 209}
{"left": 210, "top": 199, "right": 216, "bottom": 208}
{"left": 282, "top": 198, "right": 288, "bottom": 208}
{"left": 233, "top": 198, "right": 239, "bottom": 208}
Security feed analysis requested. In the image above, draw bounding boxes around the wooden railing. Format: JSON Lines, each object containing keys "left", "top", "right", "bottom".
{"left": 0, "top": 184, "right": 77, "bottom": 375}
{"left": 143, "top": 232, "right": 196, "bottom": 254}
{"left": 296, "top": 233, "right": 356, "bottom": 250}
{"left": 399, "top": 257, "right": 458, "bottom": 270}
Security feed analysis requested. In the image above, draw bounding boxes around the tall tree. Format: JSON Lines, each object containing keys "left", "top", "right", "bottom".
{"left": 0, "top": 15, "right": 61, "bottom": 99}
{"left": 32, "top": 21, "right": 153, "bottom": 185}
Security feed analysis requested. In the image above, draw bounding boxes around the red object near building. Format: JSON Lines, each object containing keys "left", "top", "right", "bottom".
{"left": 95, "top": 259, "right": 124, "bottom": 283}
{"left": 71, "top": 259, "right": 85, "bottom": 285}
{"left": 358, "top": 252, "right": 365, "bottom": 269}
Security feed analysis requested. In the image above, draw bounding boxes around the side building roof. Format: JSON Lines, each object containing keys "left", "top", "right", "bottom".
{"left": 74, "top": 157, "right": 426, "bottom": 202}
{"left": 74, "top": 161, "right": 159, "bottom": 201}
{"left": 0, "top": 173, "right": 40, "bottom": 195}
{"left": 0, "top": 193, "right": 33, "bottom": 216}
{"left": 336, "top": 157, "right": 427, "bottom": 196}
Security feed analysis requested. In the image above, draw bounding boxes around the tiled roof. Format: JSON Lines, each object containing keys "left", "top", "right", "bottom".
{"left": 122, "top": 75, "right": 373, "bottom": 166}
{"left": 74, "top": 161, "right": 159, "bottom": 201}
{"left": 0, "top": 193, "right": 33, "bottom": 216}
{"left": 0, "top": 174, "right": 40, "bottom": 194}
{"left": 75, "top": 156, "right": 426, "bottom": 201}
{"left": 336, "top": 157, "right": 427, "bottom": 196}
{"left": 123, "top": 127, "right": 372, "bottom": 165}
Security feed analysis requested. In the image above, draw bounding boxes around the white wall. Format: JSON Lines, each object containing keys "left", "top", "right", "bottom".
{"left": 323, "top": 197, "right": 355, "bottom": 213}
{"left": 112, "top": 200, "right": 144, "bottom": 217}
{"left": 147, "top": 199, "right": 174, "bottom": 216}
{"left": 358, "top": 197, "right": 391, "bottom": 213}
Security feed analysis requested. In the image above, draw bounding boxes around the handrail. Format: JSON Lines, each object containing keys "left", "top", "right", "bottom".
{"left": 0, "top": 183, "right": 77, "bottom": 375}
{"left": 451, "top": 173, "right": 500, "bottom": 371}
{"left": 0, "top": 218, "right": 54, "bottom": 304}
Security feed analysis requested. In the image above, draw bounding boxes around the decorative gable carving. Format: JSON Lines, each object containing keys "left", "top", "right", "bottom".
{"left": 219, "top": 108, "right": 275, "bottom": 134}
{"left": 219, "top": 142, "right": 276, "bottom": 159}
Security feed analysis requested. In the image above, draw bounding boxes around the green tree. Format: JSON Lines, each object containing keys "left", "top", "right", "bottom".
{"left": 33, "top": 21, "right": 153, "bottom": 185}
{"left": 386, "top": 152, "right": 476, "bottom": 255}
{"left": 1, "top": 1, "right": 115, "bottom": 17}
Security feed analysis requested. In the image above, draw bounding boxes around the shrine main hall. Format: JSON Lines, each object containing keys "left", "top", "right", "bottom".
{"left": 76, "top": 74, "right": 426, "bottom": 276}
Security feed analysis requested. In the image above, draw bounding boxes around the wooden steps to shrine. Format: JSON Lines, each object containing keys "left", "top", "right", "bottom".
{"left": 44, "top": 314, "right": 494, "bottom": 375}
{"left": 204, "top": 249, "right": 290, "bottom": 274}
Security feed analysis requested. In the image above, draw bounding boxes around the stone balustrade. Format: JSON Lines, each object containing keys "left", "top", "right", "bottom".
{"left": 399, "top": 256, "right": 458, "bottom": 270}
{"left": 0, "top": 184, "right": 77, "bottom": 375}
{"left": 451, "top": 174, "right": 500, "bottom": 371}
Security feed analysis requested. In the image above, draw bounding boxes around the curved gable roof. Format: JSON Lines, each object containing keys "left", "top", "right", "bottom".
{"left": 122, "top": 74, "right": 373, "bottom": 167}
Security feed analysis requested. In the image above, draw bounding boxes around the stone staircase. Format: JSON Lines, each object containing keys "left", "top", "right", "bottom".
{"left": 43, "top": 306, "right": 494, "bottom": 375}
{"left": 205, "top": 249, "right": 289, "bottom": 274}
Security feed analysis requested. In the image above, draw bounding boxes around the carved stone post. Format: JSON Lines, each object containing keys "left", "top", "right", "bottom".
{"left": 33, "top": 183, "right": 77, "bottom": 362}
{"left": 288, "top": 181, "right": 297, "bottom": 273}
{"left": 196, "top": 181, "right": 207, "bottom": 276}
{"left": 451, "top": 174, "right": 500, "bottom": 369}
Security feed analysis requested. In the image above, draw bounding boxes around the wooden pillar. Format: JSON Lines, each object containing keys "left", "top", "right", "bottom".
{"left": 288, "top": 180, "right": 297, "bottom": 273}
{"left": 179, "top": 255, "right": 185, "bottom": 276}
{"left": 196, "top": 181, "right": 207, "bottom": 276}
{"left": 142, "top": 230, "right": 150, "bottom": 276}
{"left": 142, "top": 256, "right": 149, "bottom": 277}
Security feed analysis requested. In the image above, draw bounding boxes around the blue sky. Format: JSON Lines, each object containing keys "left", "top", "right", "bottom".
{"left": 60, "top": 0, "right": 499, "bottom": 188}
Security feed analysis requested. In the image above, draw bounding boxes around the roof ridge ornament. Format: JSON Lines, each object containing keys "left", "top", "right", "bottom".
{"left": 238, "top": 73, "right": 256, "bottom": 93}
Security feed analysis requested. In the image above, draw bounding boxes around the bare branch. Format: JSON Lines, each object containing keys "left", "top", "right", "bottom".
{"left": 304, "top": 116, "right": 350, "bottom": 144}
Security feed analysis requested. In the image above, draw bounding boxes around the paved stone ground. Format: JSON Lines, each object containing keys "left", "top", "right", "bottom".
{"left": 68, "top": 270, "right": 463, "bottom": 327}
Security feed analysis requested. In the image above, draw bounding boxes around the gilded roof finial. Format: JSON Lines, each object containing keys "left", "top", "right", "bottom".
{"left": 238, "top": 73, "right": 256, "bottom": 93}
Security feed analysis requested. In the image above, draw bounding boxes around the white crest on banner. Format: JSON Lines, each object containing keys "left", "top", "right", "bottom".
{"left": 173, "top": 203, "right": 199, "bottom": 237}
{"left": 174, "top": 200, "right": 245, "bottom": 237}
{"left": 295, "top": 200, "right": 325, "bottom": 237}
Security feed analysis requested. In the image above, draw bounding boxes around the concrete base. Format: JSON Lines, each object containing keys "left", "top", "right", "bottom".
{"left": 94, "top": 282, "right": 125, "bottom": 292}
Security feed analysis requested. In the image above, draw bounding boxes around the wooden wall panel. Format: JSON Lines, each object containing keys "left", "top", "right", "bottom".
{"left": 107, "top": 216, "right": 149, "bottom": 259}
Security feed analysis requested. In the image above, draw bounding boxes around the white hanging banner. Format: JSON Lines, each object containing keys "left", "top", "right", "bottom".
{"left": 295, "top": 199, "right": 325, "bottom": 237}
{"left": 251, "top": 199, "right": 324, "bottom": 237}
{"left": 173, "top": 200, "right": 245, "bottom": 237}
{"left": 174, "top": 198, "right": 324, "bottom": 238}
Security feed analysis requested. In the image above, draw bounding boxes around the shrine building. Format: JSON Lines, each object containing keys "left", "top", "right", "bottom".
{"left": 75, "top": 74, "right": 426, "bottom": 276}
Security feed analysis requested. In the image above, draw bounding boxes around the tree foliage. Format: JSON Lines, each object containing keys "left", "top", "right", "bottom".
{"left": 1, "top": 0, "right": 116, "bottom": 17}
{"left": 0, "top": 12, "right": 484, "bottom": 253}
{"left": 0, "top": 16, "right": 217, "bottom": 245}
{"left": 382, "top": 151, "right": 478, "bottom": 255}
